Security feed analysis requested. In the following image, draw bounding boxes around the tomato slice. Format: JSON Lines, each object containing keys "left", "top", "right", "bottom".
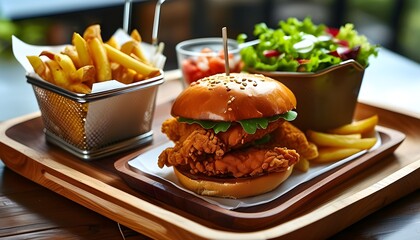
{"left": 181, "top": 48, "right": 241, "bottom": 84}
{"left": 181, "top": 59, "right": 199, "bottom": 84}
{"left": 208, "top": 57, "right": 225, "bottom": 75}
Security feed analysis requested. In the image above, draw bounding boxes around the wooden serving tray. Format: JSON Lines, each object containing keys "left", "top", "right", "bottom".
{"left": 115, "top": 127, "right": 403, "bottom": 231}
{"left": 1, "top": 100, "right": 419, "bottom": 239}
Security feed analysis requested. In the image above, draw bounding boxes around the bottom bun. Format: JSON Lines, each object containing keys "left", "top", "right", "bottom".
{"left": 173, "top": 166, "right": 294, "bottom": 199}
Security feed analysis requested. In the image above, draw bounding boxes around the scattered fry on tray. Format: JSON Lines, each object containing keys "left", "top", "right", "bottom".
{"left": 311, "top": 147, "right": 362, "bottom": 163}
{"left": 328, "top": 115, "right": 378, "bottom": 135}
{"left": 295, "top": 157, "right": 310, "bottom": 172}
{"left": 306, "top": 130, "right": 377, "bottom": 149}
{"left": 306, "top": 115, "right": 379, "bottom": 164}
{"left": 26, "top": 24, "right": 161, "bottom": 94}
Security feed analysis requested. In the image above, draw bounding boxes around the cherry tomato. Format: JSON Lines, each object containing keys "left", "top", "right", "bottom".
{"left": 263, "top": 49, "right": 281, "bottom": 58}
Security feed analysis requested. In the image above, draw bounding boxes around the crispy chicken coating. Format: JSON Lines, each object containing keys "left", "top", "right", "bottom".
{"left": 158, "top": 117, "right": 285, "bottom": 169}
{"left": 158, "top": 127, "right": 226, "bottom": 168}
{"left": 158, "top": 117, "right": 303, "bottom": 177}
{"left": 187, "top": 146, "right": 299, "bottom": 178}
{"left": 270, "top": 121, "right": 318, "bottom": 160}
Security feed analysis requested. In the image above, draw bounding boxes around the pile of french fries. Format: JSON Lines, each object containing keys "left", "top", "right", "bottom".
{"left": 27, "top": 24, "right": 160, "bottom": 94}
{"left": 295, "top": 115, "right": 379, "bottom": 171}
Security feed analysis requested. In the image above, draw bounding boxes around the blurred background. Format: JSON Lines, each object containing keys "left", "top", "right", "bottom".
{"left": 1, "top": 0, "right": 419, "bottom": 70}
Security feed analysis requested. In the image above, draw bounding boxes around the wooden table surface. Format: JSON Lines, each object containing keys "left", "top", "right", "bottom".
{"left": 1, "top": 73, "right": 420, "bottom": 239}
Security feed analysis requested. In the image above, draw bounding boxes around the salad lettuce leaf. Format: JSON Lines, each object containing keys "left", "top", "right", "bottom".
{"left": 178, "top": 110, "right": 297, "bottom": 134}
{"left": 237, "top": 17, "right": 379, "bottom": 72}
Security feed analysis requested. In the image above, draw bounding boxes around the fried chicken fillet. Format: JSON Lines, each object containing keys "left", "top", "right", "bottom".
{"left": 158, "top": 117, "right": 314, "bottom": 178}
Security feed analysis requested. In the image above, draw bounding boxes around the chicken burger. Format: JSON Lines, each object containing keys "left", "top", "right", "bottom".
{"left": 158, "top": 72, "right": 317, "bottom": 198}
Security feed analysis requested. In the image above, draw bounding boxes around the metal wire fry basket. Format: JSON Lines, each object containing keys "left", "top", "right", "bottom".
{"left": 27, "top": 72, "right": 164, "bottom": 160}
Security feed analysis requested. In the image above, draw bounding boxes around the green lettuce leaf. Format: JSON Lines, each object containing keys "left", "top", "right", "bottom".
{"left": 237, "top": 17, "right": 378, "bottom": 72}
{"left": 178, "top": 118, "right": 231, "bottom": 134}
{"left": 178, "top": 111, "right": 297, "bottom": 134}
{"left": 336, "top": 23, "right": 379, "bottom": 67}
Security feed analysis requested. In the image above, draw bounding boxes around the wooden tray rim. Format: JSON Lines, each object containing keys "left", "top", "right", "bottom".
{"left": 0, "top": 113, "right": 418, "bottom": 239}
{"left": 114, "top": 125, "right": 405, "bottom": 230}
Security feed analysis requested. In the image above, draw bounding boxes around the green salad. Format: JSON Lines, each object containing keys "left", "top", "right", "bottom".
{"left": 237, "top": 17, "right": 379, "bottom": 72}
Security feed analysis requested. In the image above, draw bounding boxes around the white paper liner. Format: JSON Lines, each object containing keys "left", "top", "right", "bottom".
{"left": 128, "top": 131, "right": 381, "bottom": 210}
{"left": 12, "top": 28, "right": 166, "bottom": 94}
{"left": 12, "top": 29, "right": 166, "bottom": 152}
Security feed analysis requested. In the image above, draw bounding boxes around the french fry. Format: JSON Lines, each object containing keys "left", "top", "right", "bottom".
{"left": 72, "top": 32, "right": 92, "bottom": 67}
{"left": 303, "top": 115, "right": 379, "bottom": 167}
{"left": 120, "top": 40, "right": 136, "bottom": 55}
{"left": 295, "top": 158, "right": 310, "bottom": 172}
{"left": 121, "top": 68, "right": 137, "bottom": 84}
{"left": 110, "top": 63, "right": 124, "bottom": 83}
{"left": 133, "top": 73, "right": 146, "bottom": 83}
{"left": 129, "top": 29, "right": 152, "bottom": 64}
{"left": 130, "top": 29, "right": 142, "bottom": 42}
{"left": 26, "top": 55, "right": 53, "bottom": 82}
{"left": 45, "top": 60, "right": 70, "bottom": 87}
{"left": 89, "top": 37, "right": 112, "bottom": 82}
{"left": 104, "top": 43, "right": 160, "bottom": 77}
{"left": 307, "top": 130, "right": 377, "bottom": 149}
{"left": 71, "top": 65, "right": 96, "bottom": 84}
{"left": 54, "top": 53, "right": 77, "bottom": 78}
{"left": 106, "top": 36, "right": 119, "bottom": 49}
{"left": 27, "top": 24, "right": 161, "bottom": 94}
{"left": 62, "top": 45, "right": 81, "bottom": 68}
{"left": 329, "top": 115, "right": 378, "bottom": 135}
{"left": 83, "top": 24, "right": 102, "bottom": 42}
{"left": 311, "top": 147, "right": 362, "bottom": 163}
{"left": 68, "top": 83, "right": 91, "bottom": 94}
{"left": 120, "top": 40, "right": 149, "bottom": 64}
{"left": 39, "top": 50, "right": 55, "bottom": 60}
{"left": 132, "top": 44, "right": 149, "bottom": 64}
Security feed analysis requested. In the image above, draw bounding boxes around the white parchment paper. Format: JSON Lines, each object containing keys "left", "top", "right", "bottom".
{"left": 12, "top": 29, "right": 166, "bottom": 147}
{"left": 12, "top": 28, "right": 166, "bottom": 94}
{"left": 129, "top": 132, "right": 381, "bottom": 210}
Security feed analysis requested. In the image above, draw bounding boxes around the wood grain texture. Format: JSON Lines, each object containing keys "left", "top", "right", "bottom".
{"left": 114, "top": 127, "right": 404, "bottom": 231}
{"left": 1, "top": 101, "right": 419, "bottom": 239}
{"left": 1, "top": 73, "right": 420, "bottom": 239}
